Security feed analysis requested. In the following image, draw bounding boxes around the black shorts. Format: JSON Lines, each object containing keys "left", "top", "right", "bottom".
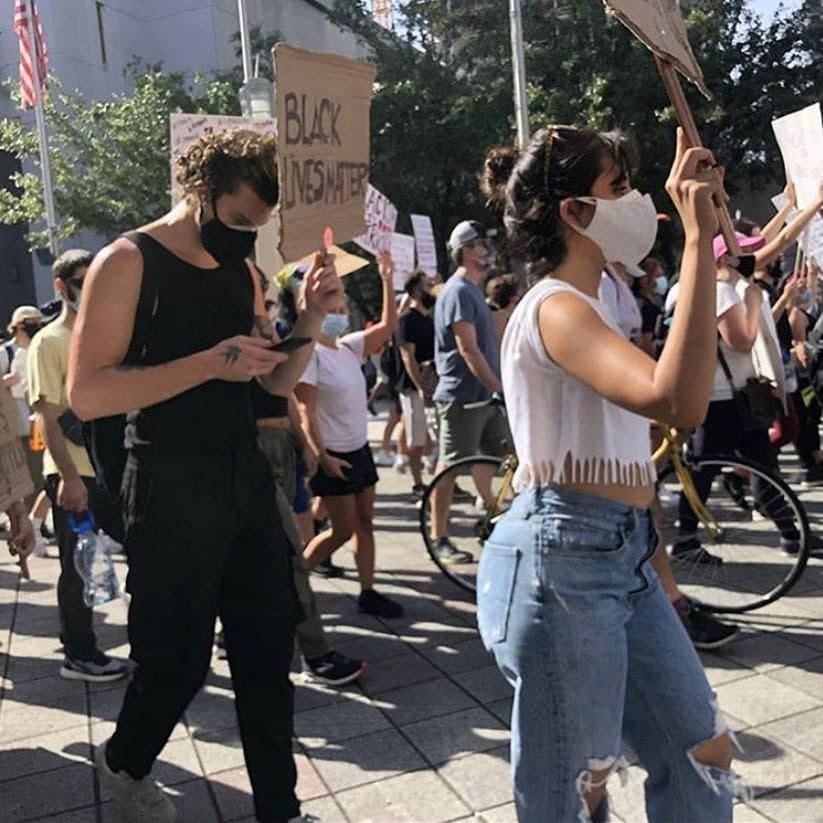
{"left": 310, "top": 443, "right": 379, "bottom": 498}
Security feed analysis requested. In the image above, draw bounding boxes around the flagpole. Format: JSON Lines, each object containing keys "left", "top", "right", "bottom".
{"left": 509, "top": 0, "right": 530, "bottom": 150}
{"left": 23, "top": 0, "right": 58, "bottom": 256}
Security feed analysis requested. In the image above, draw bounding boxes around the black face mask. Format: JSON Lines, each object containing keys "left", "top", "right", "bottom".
{"left": 21, "top": 321, "right": 40, "bottom": 339}
{"left": 200, "top": 202, "right": 258, "bottom": 264}
{"left": 420, "top": 292, "right": 436, "bottom": 309}
{"left": 737, "top": 254, "right": 756, "bottom": 279}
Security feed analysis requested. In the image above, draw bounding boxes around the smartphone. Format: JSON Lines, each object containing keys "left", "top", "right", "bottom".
{"left": 271, "top": 336, "right": 312, "bottom": 354}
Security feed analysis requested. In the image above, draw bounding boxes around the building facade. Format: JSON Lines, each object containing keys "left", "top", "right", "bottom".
{"left": 0, "top": 0, "right": 364, "bottom": 318}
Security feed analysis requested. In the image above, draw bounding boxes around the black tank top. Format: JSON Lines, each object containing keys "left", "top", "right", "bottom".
{"left": 125, "top": 231, "right": 257, "bottom": 450}
{"left": 250, "top": 379, "right": 289, "bottom": 420}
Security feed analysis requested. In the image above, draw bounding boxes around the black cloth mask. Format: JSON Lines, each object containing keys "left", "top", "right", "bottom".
{"left": 420, "top": 293, "right": 436, "bottom": 309}
{"left": 200, "top": 202, "right": 258, "bottom": 264}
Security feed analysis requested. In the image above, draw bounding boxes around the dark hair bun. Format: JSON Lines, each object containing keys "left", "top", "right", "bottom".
{"left": 480, "top": 145, "right": 521, "bottom": 208}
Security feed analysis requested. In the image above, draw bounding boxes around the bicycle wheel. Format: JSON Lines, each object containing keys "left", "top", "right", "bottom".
{"left": 656, "top": 453, "right": 811, "bottom": 613}
{"left": 419, "top": 455, "right": 512, "bottom": 593}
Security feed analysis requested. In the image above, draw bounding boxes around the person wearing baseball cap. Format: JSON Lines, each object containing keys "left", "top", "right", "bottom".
{"left": 429, "top": 220, "right": 509, "bottom": 565}
{"left": 3, "top": 306, "right": 45, "bottom": 509}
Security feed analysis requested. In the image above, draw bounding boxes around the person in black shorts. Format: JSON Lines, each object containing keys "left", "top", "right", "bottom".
{"left": 296, "top": 252, "right": 405, "bottom": 618}
{"left": 69, "top": 129, "right": 342, "bottom": 823}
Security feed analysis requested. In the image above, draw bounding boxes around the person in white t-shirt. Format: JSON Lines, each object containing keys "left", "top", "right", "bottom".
{"left": 296, "top": 251, "right": 404, "bottom": 619}
{"left": 674, "top": 232, "right": 816, "bottom": 561}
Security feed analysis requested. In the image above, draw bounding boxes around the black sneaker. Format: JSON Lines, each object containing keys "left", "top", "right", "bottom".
{"left": 803, "top": 464, "right": 823, "bottom": 487}
{"left": 781, "top": 534, "right": 823, "bottom": 556}
{"left": 676, "top": 601, "right": 740, "bottom": 650}
{"left": 723, "top": 474, "right": 751, "bottom": 512}
{"left": 305, "top": 651, "right": 366, "bottom": 686}
{"left": 40, "top": 521, "right": 57, "bottom": 543}
{"left": 359, "top": 589, "right": 405, "bottom": 618}
{"left": 313, "top": 557, "right": 345, "bottom": 578}
{"left": 432, "top": 538, "right": 474, "bottom": 565}
{"left": 60, "top": 651, "right": 128, "bottom": 683}
{"left": 411, "top": 484, "right": 427, "bottom": 500}
{"left": 670, "top": 537, "right": 723, "bottom": 566}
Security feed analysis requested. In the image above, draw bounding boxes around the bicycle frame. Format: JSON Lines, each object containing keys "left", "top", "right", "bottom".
{"left": 652, "top": 426, "right": 723, "bottom": 540}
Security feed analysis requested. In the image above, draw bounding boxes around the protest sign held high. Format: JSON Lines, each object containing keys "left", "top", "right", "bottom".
{"left": 354, "top": 185, "right": 398, "bottom": 255}
{"left": 390, "top": 233, "right": 416, "bottom": 291}
{"left": 411, "top": 214, "right": 438, "bottom": 279}
{"left": 772, "top": 104, "right": 823, "bottom": 212}
{"left": 275, "top": 44, "right": 376, "bottom": 261}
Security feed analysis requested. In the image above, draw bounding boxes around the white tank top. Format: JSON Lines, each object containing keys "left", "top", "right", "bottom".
{"left": 501, "top": 278, "right": 657, "bottom": 492}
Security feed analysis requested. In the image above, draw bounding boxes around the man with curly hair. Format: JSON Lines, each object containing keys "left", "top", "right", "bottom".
{"left": 68, "top": 129, "right": 342, "bottom": 823}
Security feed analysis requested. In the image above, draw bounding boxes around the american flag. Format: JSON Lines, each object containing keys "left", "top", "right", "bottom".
{"left": 13, "top": 0, "right": 49, "bottom": 111}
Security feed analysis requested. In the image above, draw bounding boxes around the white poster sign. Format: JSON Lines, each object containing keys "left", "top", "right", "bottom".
{"left": 169, "top": 113, "right": 276, "bottom": 203}
{"left": 353, "top": 185, "right": 397, "bottom": 255}
{"left": 772, "top": 104, "right": 823, "bottom": 211}
{"left": 390, "top": 233, "right": 416, "bottom": 291}
{"left": 411, "top": 214, "right": 438, "bottom": 278}
{"left": 772, "top": 193, "right": 823, "bottom": 266}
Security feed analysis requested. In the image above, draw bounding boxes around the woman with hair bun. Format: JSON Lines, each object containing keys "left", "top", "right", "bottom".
{"left": 476, "top": 125, "right": 747, "bottom": 822}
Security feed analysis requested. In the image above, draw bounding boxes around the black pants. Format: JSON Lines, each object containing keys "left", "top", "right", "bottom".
{"left": 107, "top": 441, "right": 300, "bottom": 823}
{"left": 44, "top": 474, "right": 102, "bottom": 661}
{"left": 794, "top": 386, "right": 822, "bottom": 470}
{"left": 679, "top": 399, "right": 799, "bottom": 540}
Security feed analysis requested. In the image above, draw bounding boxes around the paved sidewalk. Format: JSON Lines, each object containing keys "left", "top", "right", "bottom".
{"left": 2, "top": 425, "right": 823, "bottom": 821}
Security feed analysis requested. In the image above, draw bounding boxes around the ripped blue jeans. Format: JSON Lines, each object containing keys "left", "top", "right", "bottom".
{"left": 477, "top": 487, "right": 746, "bottom": 823}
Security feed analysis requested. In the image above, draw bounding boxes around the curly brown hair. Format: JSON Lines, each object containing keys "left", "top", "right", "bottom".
{"left": 176, "top": 129, "right": 279, "bottom": 206}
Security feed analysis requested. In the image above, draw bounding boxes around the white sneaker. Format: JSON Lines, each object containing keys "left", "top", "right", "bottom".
{"left": 374, "top": 450, "right": 395, "bottom": 467}
{"left": 394, "top": 455, "right": 410, "bottom": 474}
{"left": 95, "top": 741, "right": 177, "bottom": 822}
{"left": 33, "top": 538, "right": 50, "bottom": 558}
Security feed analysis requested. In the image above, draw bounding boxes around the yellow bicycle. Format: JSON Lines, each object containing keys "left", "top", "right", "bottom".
{"left": 419, "top": 426, "right": 811, "bottom": 613}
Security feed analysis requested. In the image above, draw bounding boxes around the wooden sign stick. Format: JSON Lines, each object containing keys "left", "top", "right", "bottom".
{"left": 655, "top": 56, "right": 741, "bottom": 257}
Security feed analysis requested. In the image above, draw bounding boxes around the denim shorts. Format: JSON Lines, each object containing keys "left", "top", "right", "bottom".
{"left": 477, "top": 486, "right": 746, "bottom": 822}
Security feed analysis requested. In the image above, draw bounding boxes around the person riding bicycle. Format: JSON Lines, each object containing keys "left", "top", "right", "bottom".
{"left": 428, "top": 220, "right": 511, "bottom": 566}
{"left": 477, "top": 124, "right": 745, "bottom": 822}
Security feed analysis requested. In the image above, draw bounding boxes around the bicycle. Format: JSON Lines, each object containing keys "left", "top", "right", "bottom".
{"left": 419, "top": 424, "right": 812, "bottom": 613}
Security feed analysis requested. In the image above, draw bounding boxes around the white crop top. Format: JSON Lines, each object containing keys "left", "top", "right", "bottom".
{"left": 501, "top": 278, "right": 657, "bottom": 492}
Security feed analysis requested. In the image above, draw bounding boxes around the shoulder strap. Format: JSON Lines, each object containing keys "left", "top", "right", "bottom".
{"left": 121, "top": 232, "right": 158, "bottom": 365}
{"left": 716, "top": 341, "right": 736, "bottom": 388}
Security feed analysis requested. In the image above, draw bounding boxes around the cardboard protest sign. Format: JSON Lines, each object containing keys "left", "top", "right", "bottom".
{"left": 411, "top": 214, "right": 438, "bottom": 278}
{"left": 390, "top": 233, "right": 416, "bottom": 291}
{"left": 602, "top": 0, "right": 710, "bottom": 98}
{"left": 169, "top": 113, "right": 276, "bottom": 203}
{"left": 772, "top": 104, "right": 823, "bottom": 212}
{"left": 354, "top": 185, "right": 398, "bottom": 255}
{"left": 0, "top": 384, "right": 33, "bottom": 513}
{"left": 275, "top": 43, "right": 376, "bottom": 261}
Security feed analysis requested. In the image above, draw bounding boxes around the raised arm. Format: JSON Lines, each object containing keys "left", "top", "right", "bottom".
{"left": 68, "top": 238, "right": 285, "bottom": 420}
{"left": 759, "top": 182, "right": 796, "bottom": 244}
{"left": 361, "top": 251, "right": 399, "bottom": 358}
{"left": 539, "top": 134, "right": 724, "bottom": 428}
{"left": 254, "top": 252, "right": 344, "bottom": 396}
{"left": 755, "top": 181, "right": 823, "bottom": 270}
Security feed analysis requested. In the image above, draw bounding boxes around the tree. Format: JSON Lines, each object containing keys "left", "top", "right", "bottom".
{"left": 330, "top": 0, "right": 822, "bottom": 266}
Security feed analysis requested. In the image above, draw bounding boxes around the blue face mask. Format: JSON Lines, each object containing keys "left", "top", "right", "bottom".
{"left": 320, "top": 312, "right": 349, "bottom": 338}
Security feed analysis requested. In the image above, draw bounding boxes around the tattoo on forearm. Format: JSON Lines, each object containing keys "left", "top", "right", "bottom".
{"left": 223, "top": 345, "right": 242, "bottom": 366}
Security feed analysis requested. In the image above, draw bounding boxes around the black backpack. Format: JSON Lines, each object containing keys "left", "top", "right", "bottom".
{"left": 379, "top": 335, "right": 406, "bottom": 391}
{"left": 805, "top": 311, "right": 823, "bottom": 404}
{"left": 82, "top": 238, "right": 158, "bottom": 521}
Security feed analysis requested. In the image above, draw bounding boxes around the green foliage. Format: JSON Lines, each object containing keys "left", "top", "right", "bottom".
{"left": 0, "top": 62, "right": 249, "bottom": 248}
{"left": 331, "top": 0, "right": 822, "bottom": 265}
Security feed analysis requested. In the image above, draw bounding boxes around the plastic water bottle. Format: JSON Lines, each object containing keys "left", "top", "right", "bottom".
{"left": 71, "top": 511, "right": 120, "bottom": 608}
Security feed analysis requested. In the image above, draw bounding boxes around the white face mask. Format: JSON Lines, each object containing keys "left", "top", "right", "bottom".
{"left": 571, "top": 189, "right": 658, "bottom": 267}
{"left": 655, "top": 275, "right": 669, "bottom": 296}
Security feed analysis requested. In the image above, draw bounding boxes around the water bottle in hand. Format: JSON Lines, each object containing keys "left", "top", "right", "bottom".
{"left": 71, "top": 511, "right": 120, "bottom": 607}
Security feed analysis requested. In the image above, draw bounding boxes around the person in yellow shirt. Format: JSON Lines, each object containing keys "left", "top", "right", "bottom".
{"left": 28, "top": 249, "right": 127, "bottom": 683}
